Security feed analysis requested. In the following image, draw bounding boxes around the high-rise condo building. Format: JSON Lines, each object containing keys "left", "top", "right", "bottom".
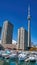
{"left": 18, "top": 27, "right": 28, "bottom": 50}
{"left": 1, "top": 20, "right": 14, "bottom": 44}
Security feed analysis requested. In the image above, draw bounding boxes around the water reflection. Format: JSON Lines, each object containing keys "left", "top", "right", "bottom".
{"left": 0, "top": 58, "right": 37, "bottom": 65}
{"left": 10, "top": 62, "right": 16, "bottom": 65}
{"left": 18, "top": 61, "right": 25, "bottom": 65}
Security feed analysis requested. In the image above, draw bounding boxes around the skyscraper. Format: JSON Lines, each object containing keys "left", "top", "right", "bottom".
{"left": 18, "top": 27, "right": 28, "bottom": 50}
{"left": 1, "top": 20, "right": 14, "bottom": 44}
{"left": 27, "top": 5, "right": 31, "bottom": 47}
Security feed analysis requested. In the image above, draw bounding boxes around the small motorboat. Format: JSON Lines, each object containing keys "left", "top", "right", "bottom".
{"left": 2, "top": 53, "right": 9, "bottom": 59}
{"left": 29, "top": 56, "right": 36, "bottom": 62}
{"left": 18, "top": 53, "right": 27, "bottom": 61}
{"left": 9, "top": 53, "right": 17, "bottom": 59}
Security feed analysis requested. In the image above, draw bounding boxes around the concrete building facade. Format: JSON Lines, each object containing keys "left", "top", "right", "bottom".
{"left": 18, "top": 27, "right": 28, "bottom": 50}
{"left": 1, "top": 20, "right": 13, "bottom": 44}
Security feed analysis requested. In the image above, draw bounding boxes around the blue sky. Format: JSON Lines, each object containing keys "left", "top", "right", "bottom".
{"left": 0, "top": 0, "right": 37, "bottom": 44}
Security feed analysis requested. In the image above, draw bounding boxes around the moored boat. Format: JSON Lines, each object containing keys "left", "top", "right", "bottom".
{"left": 29, "top": 56, "right": 36, "bottom": 62}
{"left": 9, "top": 53, "right": 17, "bottom": 59}
{"left": 18, "top": 53, "right": 27, "bottom": 61}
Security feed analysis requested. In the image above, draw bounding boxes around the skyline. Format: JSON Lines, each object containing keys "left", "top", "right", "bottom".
{"left": 0, "top": 0, "right": 37, "bottom": 44}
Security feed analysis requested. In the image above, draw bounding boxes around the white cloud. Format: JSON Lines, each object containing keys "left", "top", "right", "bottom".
{"left": 12, "top": 40, "right": 17, "bottom": 44}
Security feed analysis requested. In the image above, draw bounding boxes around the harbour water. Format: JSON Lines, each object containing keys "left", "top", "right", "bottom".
{"left": 0, "top": 58, "right": 37, "bottom": 65}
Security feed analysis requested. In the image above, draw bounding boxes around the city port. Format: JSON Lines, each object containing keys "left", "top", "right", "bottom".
{"left": 0, "top": 0, "right": 37, "bottom": 65}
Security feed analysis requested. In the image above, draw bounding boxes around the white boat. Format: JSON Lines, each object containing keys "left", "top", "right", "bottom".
{"left": 29, "top": 56, "right": 36, "bottom": 62}
{"left": 9, "top": 53, "right": 17, "bottom": 59}
{"left": 25, "top": 58, "right": 29, "bottom": 62}
{"left": 2, "top": 53, "right": 9, "bottom": 58}
{"left": 18, "top": 53, "right": 27, "bottom": 61}
{"left": 34, "top": 55, "right": 37, "bottom": 61}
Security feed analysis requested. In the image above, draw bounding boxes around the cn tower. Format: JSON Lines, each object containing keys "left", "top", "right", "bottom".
{"left": 27, "top": 5, "right": 31, "bottom": 47}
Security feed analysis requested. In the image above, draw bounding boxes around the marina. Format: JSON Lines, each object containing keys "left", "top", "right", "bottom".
{"left": 0, "top": 50, "right": 37, "bottom": 65}
{"left": 0, "top": 0, "right": 37, "bottom": 65}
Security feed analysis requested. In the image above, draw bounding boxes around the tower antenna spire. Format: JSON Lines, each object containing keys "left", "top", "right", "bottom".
{"left": 28, "top": 5, "right": 31, "bottom": 20}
